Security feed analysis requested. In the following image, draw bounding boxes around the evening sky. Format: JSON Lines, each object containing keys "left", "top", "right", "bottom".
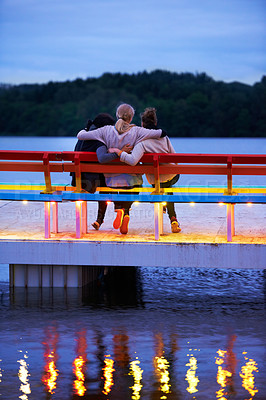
{"left": 0, "top": 0, "right": 265, "bottom": 85}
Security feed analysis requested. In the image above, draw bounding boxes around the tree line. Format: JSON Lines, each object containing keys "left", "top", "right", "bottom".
{"left": 0, "top": 70, "right": 265, "bottom": 137}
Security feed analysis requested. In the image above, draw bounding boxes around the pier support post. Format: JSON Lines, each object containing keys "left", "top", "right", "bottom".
{"left": 81, "top": 201, "right": 87, "bottom": 234}
{"left": 9, "top": 264, "right": 104, "bottom": 288}
{"left": 75, "top": 201, "right": 82, "bottom": 238}
{"left": 227, "top": 203, "right": 235, "bottom": 242}
{"left": 44, "top": 202, "right": 51, "bottom": 239}
{"left": 52, "top": 202, "right": 58, "bottom": 233}
{"left": 154, "top": 203, "right": 163, "bottom": 240}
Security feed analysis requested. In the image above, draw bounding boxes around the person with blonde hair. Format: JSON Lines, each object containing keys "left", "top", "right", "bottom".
{"left": 77, "top": 103, "right": 165, "bottom": 234}
{"left": 109, "top": 107, "right": 181, "bottom": 233}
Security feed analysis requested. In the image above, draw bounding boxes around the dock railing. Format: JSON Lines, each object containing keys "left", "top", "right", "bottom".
{"left": 0, "top": 150, "right": 265, "bottom": 241}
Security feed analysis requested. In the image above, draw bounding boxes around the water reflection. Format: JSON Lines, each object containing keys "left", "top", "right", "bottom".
{"left": 73, "top": 330, "right": 87, "bottom": 396}
{"left": 240, "top": 352, "right": 258, "bottom": 399}
{"left": 129, "top": 357, "right": 143, "bottom": 400}
{"left": 185, "top": 352, "right": 199, "bottom": 394}
{"left": 17, "top": 352, "right": 31, "bottom": 400}
{"left": 82, "top": 266, "right": 144, "bottom": 308}
{"left": 215, "top": 335, "right": 237, "bottom": 400}
{"left": 0, "top": 267, "right": 265, "bottom": 399}
{"left": 102, "top": 355, "right": 115, "bottom": 396}
{"left": 42, "top": 327, "right": 59, "bottom": 395}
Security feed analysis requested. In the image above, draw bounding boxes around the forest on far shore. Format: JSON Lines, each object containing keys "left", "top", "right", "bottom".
{"left": 0, "top": 70, "right": 265, "bottom": 137}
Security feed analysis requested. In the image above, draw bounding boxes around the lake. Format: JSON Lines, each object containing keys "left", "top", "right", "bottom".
{"left": 0, "top": 136, "right": 266, "bottom": 399}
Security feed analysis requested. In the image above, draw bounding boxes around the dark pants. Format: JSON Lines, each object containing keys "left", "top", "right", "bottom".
{"left": 71, "top": 172, "right": 108, "bottom": 224}
{"left": 112, "top": 185, "right": 142, "bottom": 216}
{"left": 152, "top": 175, "right": 180, "bottom": 220}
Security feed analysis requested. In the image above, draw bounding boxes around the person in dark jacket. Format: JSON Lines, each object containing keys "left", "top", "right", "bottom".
{"left": 71, "top": 113, "right": 119, "bottom": 230}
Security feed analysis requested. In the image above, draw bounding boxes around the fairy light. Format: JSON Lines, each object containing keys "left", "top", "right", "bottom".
{"left": 247, "top": 202, "right": 252, "bottom": 207}
{"left": 134, "top": 201, "right": 140, "bottom": 205}
{"left": 106, "top": 201, "right": 112, "bottom": 205}
{"left": 218, "top": 202, "right": 224, "bottom": 206}
{"left": 190, "top": 202, "right": 195, "bottom": 207}
{"left": 22, "top": 200, "right": 28, "bottom": 205}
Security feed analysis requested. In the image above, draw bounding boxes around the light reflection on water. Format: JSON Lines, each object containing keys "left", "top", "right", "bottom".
{"left": 0, "top": 266, "right": 265, "bottom": 399}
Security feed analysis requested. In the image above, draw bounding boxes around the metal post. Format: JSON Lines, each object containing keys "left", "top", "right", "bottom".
{"left": 76, "top": 201, "right": 82, "bottom": 238}
{"left": 154, "top": 203, "right": 162, "bottom": 240}
{"left": 81, "top": 201, "right": 87, "bottom": 234}
{"left": 226, "top": 203, "right": 235, "bottom": 242}
{"left": 44, "top": 202, "right": 51, "bottom": 239}
{"left": 159, "top": 203, "right": 164, "bottom": 235}
{"left": 52, "top": 202, "right": 58, "bottom": 233}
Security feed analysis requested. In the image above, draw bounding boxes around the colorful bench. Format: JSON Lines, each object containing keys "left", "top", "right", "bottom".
{"left": 0, "top": 150, "right": 265, "bottom": 241}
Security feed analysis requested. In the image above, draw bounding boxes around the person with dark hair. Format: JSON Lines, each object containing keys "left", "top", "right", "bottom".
{"left": 109, "top": 107, "right": 181, "bottom": 233}
{"left": 77, "top": 103, "right": 165, "bottom": 235}
{"left": 71, "top": 113, "right": 130, "bottom": 230}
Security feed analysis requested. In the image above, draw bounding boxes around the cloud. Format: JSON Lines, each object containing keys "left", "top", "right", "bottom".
{"left": 0, "top": 0, "right": 265, "bottom": 84}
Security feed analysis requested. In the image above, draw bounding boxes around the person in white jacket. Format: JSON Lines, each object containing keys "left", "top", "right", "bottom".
{"left": 77, "top": 103, "right": 165, "bottom": 234}
{"left": 109, "top": 107, "right": 181, "bottom": 233}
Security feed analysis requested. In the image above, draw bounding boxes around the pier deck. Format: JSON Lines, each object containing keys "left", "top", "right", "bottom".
{"left": 0, "top": 200, "right": 265, "bottom": 271}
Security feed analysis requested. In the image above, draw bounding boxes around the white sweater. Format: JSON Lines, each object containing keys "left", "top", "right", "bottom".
{"left": 77, "top": 125, "right": 162, "bottom": 187}
{"left": 120, "top": 136, "right": 177, "bottom": 184}
{"left": 77, "top": 125, "right": 162, "bottom": 148}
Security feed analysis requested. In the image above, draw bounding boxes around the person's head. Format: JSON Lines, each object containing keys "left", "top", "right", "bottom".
{"left": 141, "top": 107, "right": 157, "bottom": 128}
{"left": 85, "top": 113, "right": 115, "bottom": 130}
{"left": 116, "top": 103, "right": 135, "bottom": 123}
{"left": 93, "top": 113, "right": 115, "bottom": 128}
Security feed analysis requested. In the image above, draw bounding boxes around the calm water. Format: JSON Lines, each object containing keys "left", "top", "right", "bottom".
{"left": 0, "top": 137, "right": 266, "bottom": 399}
{"left": 0, "top": 267, "right": 266, "bottom": 400}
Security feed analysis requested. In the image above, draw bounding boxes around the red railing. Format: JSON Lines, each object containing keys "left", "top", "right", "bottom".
{"left": 0, "top": 150, "right": 266, "bottom": 194}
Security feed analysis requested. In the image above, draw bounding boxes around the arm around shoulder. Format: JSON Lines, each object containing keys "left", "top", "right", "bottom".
{"left": 120, "top": 143, "right": 145, "bottom": 166}
{"left": 136, "top": 126, "right": 162, "bottom": 142}
{"left": 77, "top": 127, "right": 106, "bottom": 141}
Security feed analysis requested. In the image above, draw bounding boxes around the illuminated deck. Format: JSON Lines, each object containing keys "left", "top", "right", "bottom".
{"left": 0, "top": 200, "right": 265, "bottom": 270}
